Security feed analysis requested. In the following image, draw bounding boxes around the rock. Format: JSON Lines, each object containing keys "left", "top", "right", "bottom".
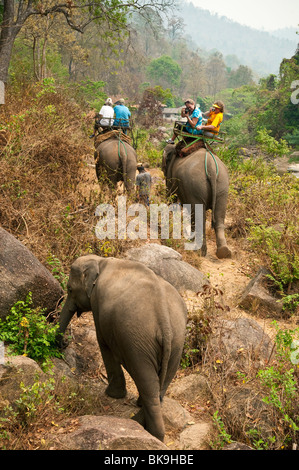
{"left": 289, "top": 151, "right": 299, "bottom": 159}
{"left": 208, "top": 317, "right": 273, "bottom": 367}
{"left": 179, "top": 422, "right": 212, "bottom": 450}
{"left": 0, "top": 227, "right": 64, "bottom": 320}
{"left": 125, "top": 244, "right": 209, "bottom": 293}
{"left": 48, "top": 415, "right": 168, "bottom": 450}
{"left": 0, "top": 355, "right": 46, "bottom": 404}
{"left": 223, "top": 386, "right": 275, "bottom": 443}
{"left": 287, "top": 163, "right": 299, "bottom": 178}
{"left": 162, "top": 397, "right": 193, "bottom": 431}
{"left": 168, "top": 373, "right": 213, "bottom": 403}
{"left": 239, "top": 267, "right": 283, "bottom": 316}
{"left": 223, "top": 442, "right": 254, "bottom": 450}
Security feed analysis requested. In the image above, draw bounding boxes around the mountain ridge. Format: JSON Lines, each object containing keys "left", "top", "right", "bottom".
{"left": 178, "top": 1, "right": 298, "bottom": 76}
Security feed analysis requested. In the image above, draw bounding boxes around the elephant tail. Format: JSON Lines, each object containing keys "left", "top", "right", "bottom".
{"left": 159, "top": 332, "right": 172, "bottom": 395}
{"left": 158, "top": 308, "right": 173, "bottom": 395}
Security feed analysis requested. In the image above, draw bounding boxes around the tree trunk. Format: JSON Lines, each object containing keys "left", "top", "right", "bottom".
{"left": 0, "top": 0, "right": 22, "bottom": 83}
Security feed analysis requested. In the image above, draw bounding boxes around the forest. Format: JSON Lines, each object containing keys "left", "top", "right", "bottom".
{"left": 0, "top": 0, "right": 298, "bottom": 451}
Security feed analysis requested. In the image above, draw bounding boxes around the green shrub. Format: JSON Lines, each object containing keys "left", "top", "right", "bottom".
{"left": 256, "top": 128, "right": 290, "bottom": 157}
{"left": 0, "top": 292, "right": 62, "bottom": 366}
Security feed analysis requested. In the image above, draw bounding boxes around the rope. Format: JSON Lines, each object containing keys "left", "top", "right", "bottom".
{"left": 117, "top": 130, "right": 128, "bottom": 161}
{"left": 205, "top": 148, "right": 219, "bottom": 178}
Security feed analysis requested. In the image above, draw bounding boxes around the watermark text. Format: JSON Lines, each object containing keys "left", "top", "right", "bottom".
{"left": 95, "top": 197, "right": 203, "bottom": 251}
{"left": 0, "top": 341, "right": 4, "bottom": 365}
{"left": 291, "top": 80, "right": 299, "bottom": 105}
{"left": 0, "top": 80, "right": 4, "bottom": 105}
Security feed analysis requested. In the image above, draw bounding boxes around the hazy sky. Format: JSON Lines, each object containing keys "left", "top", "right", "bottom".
{"left": 188, "top": 0, "right": 299, "bottom": 31}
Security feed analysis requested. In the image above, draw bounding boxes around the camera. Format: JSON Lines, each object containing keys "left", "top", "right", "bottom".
{"left": 184, "top": 107, "right": 191, "bottom": 115}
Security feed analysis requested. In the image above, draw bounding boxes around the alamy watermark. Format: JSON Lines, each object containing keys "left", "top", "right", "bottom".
{"left": 0, "top": 341, "right": 4, "bottom": 365}
{"left": 0, "top": 80, "right": 4, "bottom": 105}
{"left": 291, "top": 80, "right": 299, "bottom": 105}
{"left": 95, "top": 196, "right": 203, "bottom": 251}
{"left": 290, "top": 340, "right": 299, "bottom": 365}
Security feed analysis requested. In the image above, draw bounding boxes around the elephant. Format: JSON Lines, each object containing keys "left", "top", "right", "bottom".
{"left": 56, "top": 254, "right": 187, "bottom": 442}
{"left": 94, "top": 137, "right": 137, "bottom": 191}
{"left": 163, "top": 144, "right": 232, "bottom": 259}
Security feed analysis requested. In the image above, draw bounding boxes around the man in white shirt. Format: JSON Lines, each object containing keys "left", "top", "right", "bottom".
{"left": 90, "top": 98, "right": 114, "bottom": 138}
{"left": 98, "top": 98, "right": 114, "bottom": 127}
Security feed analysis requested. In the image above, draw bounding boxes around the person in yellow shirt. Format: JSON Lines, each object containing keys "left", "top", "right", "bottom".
{"left": 196, "top": 101, "right": 224, "bottom": 137}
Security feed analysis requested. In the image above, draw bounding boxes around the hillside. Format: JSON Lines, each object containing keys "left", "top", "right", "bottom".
{"left": 179, "top": 1, "right": 298, "bottom": 76}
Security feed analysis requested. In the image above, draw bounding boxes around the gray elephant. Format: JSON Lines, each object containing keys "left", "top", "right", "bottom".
{"left": 57, "top": 254, "right": 187, "bottom": 442}
{"left": 94, "top": 137, "right": 137, "bottom": 191}
{"left": 163, "top": 144, "right": 232, "bottom": 259}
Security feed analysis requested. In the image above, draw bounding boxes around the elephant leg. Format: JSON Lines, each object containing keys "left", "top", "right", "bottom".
{"left": 213, "top": 197, "right": 232, "bottom": 259}
{"left": 99, "top": 342, "right": 127, "bottom": 399}
{"left": 132, "top": 392, "right": 165, "bottom": 442}
{"left": 127, "top": 359, "right": 165, "bottom": 441}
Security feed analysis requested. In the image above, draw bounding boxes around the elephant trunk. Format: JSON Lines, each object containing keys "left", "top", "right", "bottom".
{"left": 56, "top": 296, "right": 77, "bottom": 347}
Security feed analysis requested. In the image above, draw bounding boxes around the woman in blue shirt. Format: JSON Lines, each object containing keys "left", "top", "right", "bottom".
{"left": 167, "top": 99, "right": 202, "bottom": 144}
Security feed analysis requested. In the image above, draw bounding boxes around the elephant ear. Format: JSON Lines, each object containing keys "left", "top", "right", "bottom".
{"left": 83, "top": 260, "right": 100, "bottom": 298}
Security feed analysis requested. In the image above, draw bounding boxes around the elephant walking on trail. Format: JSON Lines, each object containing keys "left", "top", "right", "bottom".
{"left": 163, "top": 144, "right": 232, "bottom": 259}
{"left": 57, "top": 255, "right": 187, "bottom": 442}
{"left": 94, "top": 136, "right": 137, "bottom": 191}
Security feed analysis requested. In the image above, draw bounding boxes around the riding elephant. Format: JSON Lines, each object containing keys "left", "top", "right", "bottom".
{"left": 163, "top": 144, "right": 232, "bottom": 259}
{"left": 56, "top": 254, "right": 187, "bottom": 442}
{"left": 94, "top": 137, "right": 137, "bottom": 191}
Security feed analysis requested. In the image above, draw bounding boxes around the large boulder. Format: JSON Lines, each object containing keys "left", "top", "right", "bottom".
{"left": 0, "top": 227, "right": 64, "bottom": 320}
{"left": 239, "top": 267, "right": 283, "bottom": 316}
{"left": 125, "top": 243, "right": 209, "bottom": 293}
{"left": 47, "top": 415, "right": 168, "bottom": 450}
{"left": 207, "top": 317, "right": 273, "bottom": 370}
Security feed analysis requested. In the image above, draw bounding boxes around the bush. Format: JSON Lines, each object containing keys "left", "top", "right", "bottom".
{"left": 255, "top": 128, "right": 290, "bottom": 157}
{"left": 0, "top": 292, "right": 62, "bottom": 365}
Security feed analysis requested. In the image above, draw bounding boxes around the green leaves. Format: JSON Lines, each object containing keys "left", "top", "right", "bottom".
{"left": 0, "top": 292, "right": 62, "bottom": 366}
{"left": 146, "top": 55, "right": 182, "bottom": 90}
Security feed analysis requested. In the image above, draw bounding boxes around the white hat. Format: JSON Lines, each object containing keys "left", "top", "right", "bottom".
{"left": 105, "top": 98, "right": 113, "bottom": 106}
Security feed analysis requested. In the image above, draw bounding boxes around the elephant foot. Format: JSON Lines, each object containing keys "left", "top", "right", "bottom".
{"left": 105, "top": 384, "right": 127, "bottom": 399}
{"left": 131, "top": 409, "right": 145, "bottom": 426}
{"left": 216, "top": 245, "right": 232, "bottom": 259}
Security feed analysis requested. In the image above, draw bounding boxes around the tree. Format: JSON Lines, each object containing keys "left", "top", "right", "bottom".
{"left": 205, "top": 52, "right": 227, "bottom": 97}
{"left": 0, "top": 0, "right": 174, "bottom": 83}
{"left": 228, "top": 65, "right": 254, "bottom": 88}
{"left": 146, "top": 54, "right": 182, "bottom": 91}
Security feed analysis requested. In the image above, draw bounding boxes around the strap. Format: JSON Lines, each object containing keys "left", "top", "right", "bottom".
{"left": 205, "top": 149, "right": 219, "bottom": 178}
{"left": 117, "top": 130, "right": 128, "bottom": 160}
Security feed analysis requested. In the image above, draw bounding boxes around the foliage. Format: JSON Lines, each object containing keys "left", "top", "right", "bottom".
{"left": 78, "top": 79, "right": 107, "bottom": 110}
{"left": 146, "top": 55, "right": 182, "bottom": 90}
{"left": 255, "top": 128, "right": 290, "bottom": 157}
{"left": 210, "top": 411, "right": 232, "bottom": 449}
{"left": 249, "top": 224, "right": 299, "bottom": 294}
{"left": 227, "top": 156, "right": 299, "bottom": 296}
{"left": 255, "top": 322, "right": 299, "bottom": 449}
{"left": 0, "top": 293, "right": 62, "bottom": 365}
{"left": 181, "top": 286, "right": 228, "bottom": 369}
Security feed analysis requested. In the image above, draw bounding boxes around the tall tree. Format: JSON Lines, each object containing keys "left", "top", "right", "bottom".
{"left": 0, "top": 0, "right": 175, "bottom": 83}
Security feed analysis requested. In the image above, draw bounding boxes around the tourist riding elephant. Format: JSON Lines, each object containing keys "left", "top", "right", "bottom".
{"left": 56, "top": 254, "right": 187, "bottom": 442}
{"left": 163, "top": 144, "right": 232, "bottom": 259}
{"left": 94, "top": 137, "right": 137, "bottom": 191}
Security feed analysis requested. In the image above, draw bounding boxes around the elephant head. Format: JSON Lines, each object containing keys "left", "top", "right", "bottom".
{"left": 56, "top": 255, "right": 102, "bottom": 344}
